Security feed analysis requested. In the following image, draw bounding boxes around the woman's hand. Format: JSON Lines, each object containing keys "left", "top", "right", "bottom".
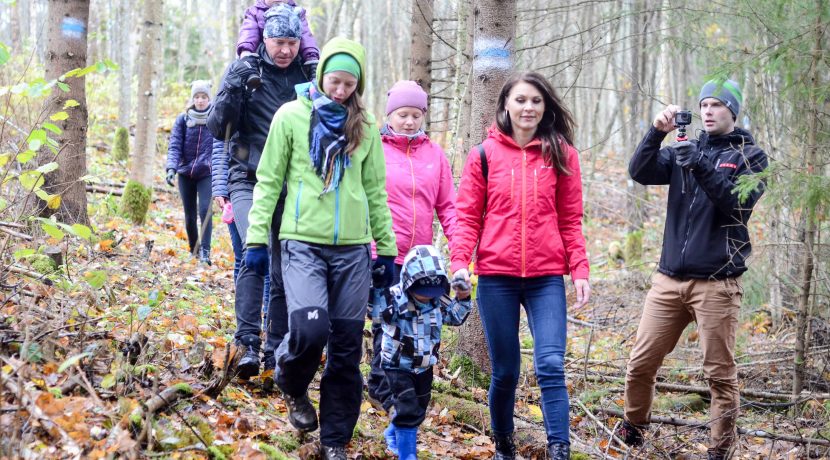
{"left": 572, "top": 278, "right": 591, "bottom": 309}
{"left": 214, "top": 196, "right": 228, "bottom": 209}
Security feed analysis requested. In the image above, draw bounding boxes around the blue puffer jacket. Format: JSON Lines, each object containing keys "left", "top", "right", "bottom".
{"left": 166, "top": 108, "right": 216, "bottom": 180}
{"left": 376, "top": 245, "right": 472, "bottom": 374}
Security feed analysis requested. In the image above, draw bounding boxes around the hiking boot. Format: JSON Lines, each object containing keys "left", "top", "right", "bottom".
{"left": 493, "top": 433, "right": 517, "bottom": 460}
{"left": 199, "top": 248, "right": 211, "bottom": 266}
{"left": 616, "top": 420, "right": 644, "bottom": 447}
{"left": 320, "top": 445, "right": 347, "bottom": 460}
{"left": 235, "top": 336, "right": 261, "bottom": 380}
{"left": 383, "top": 423, "right": 398, "bottom": 455}
{"left": 548, "top": 443, "right": 570, "bottom": 460}
{"left": 261, "top": 354, "right": 276, "bottom": 392}
{"left": 282, "top": 392, "right": 318, "bottom": 432}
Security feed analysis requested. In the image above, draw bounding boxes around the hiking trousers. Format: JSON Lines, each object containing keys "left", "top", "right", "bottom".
{"left": 624, "top": 272, "right": 742, "bottom": 454}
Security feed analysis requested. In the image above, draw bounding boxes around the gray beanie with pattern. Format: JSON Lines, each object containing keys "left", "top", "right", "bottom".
{"left": 699, "top": 79, "right": 742, "bottom": 119}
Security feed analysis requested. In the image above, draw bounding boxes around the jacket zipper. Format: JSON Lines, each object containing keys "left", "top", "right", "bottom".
{"left": 294, "top": 178, "right": 303, "bottom": 233}
{"left": 333, "top": 185, "right": 341, "bottom": 244}
{"left": 680, "top": 153, "right": 718, "bottom": 271}
{"left": 534, "top": 167, "right": 538, "bottom": 203}
{"left": 407, "top": 142, "right": 417, "bottom": 250}
{"left": 521, "top": 149, "right": 527, "bottom": 277}
{"left": 190, "top": 126, "right": 203, "bottom": 176}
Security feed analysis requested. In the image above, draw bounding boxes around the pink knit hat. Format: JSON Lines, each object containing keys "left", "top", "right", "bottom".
{"left": 385, "top": 80, "right": 428, "bottom": 115}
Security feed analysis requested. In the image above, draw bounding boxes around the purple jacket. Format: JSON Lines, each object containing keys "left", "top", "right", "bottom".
{"left": 236, "top": 0, "right": 320, "bottom": 63}
{"left": 166, "top": 111, "right": 217, "bottom": 180}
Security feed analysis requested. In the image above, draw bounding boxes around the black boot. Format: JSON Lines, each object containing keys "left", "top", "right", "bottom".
{"left": 548, "top": 443, "right": 570, "bottom": 460}
{"left": 236, "top": 335, "right": 261, "bottom": 379}
{"left": 616, "top": 420, "right": 644, "bottom": 447}
{"left": 282, "top": 391, "right": 318, "bottom": 432}
{"left": 493, "top": 433, "right": 517, "bottom": 460}
{"left": 320, "top": 445, "right": 347, "bottom": 460}
{"left": 261, "top": 353, "right": 276, "bottom": 392}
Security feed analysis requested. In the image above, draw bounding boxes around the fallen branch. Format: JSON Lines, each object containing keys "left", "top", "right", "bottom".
{"left": 0, "top": 225, "right": 33, "bottom": 241}
{"left": 200, "top": 342, "right": 241, "bottom": 398}
{"left": 567, "top": 315, "right": 598, "bottom": 328}
{"left": 595, "top": 406, "right": 830, "bottom": 447}
{"left": 6, "top": 264, "right": 52, "bottom": 286}
{"left": 0, "top": 221, "right": 26, "bottom": 229}
{"left": 143, "top": 383, "right": 193, "bottom": 414}
{"left": 576, "top": 373, "right": 830, "bottom": 401}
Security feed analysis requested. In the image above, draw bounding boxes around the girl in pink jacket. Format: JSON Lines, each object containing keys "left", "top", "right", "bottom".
{"left": 367, "top": 80, "right": 457, "bottom": 420}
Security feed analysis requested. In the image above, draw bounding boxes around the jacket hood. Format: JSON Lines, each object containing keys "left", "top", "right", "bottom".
{"left": 316, "top": 37, "right": 367, "bottom": 95}
{"left": 486, "top": 123, "right": 542, "bottom": 150}
{"left": 397, "top": 245, "right": 450, "bottom": 297}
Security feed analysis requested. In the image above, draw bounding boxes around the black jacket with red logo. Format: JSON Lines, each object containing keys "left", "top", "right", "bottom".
{"left": 629, "top": 126, "right": 768, "bottom": 279}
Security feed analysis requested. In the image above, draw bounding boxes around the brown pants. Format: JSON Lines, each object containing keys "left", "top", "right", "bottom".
{"left": 624, "top": 272, "right": 743, "bottom": 454}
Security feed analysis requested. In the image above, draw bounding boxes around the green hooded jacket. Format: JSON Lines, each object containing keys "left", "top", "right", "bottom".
{"left": 246, "top": 37, "right": 397, "bottom": 256}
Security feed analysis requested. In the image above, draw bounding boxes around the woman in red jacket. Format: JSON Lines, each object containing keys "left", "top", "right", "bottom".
{"left": 451, "top": 72, "right": 590, "bottom": 460}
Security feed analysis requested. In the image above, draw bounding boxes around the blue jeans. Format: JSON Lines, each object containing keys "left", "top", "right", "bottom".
{"left": 477, "top": 275, "right": 569, "bottom": 446}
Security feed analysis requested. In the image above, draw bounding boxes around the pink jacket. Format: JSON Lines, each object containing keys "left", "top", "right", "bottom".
{"left": 379, "top": 127, "right": 457, "bottom": 265}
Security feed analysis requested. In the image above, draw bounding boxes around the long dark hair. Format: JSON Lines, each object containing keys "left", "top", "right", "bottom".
{"left": 343, "top": 91, "right": 367, "bottom": 155}
{"left": 496, "top": 72, "right": 575, "bottom": 175}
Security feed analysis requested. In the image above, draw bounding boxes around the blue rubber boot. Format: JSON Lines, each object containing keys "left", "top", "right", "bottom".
{"left": 383, "top": 423, "right": 398, "bottom": 455}
{"left": 395, "top": 426, "right": 418, "bottom": 460}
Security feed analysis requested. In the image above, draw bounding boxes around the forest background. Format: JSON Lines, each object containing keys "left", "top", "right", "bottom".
{"left": 0, "top": 0, "right": 828, "bottom": 459}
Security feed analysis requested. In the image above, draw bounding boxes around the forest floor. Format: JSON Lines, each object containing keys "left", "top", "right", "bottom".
{"left": 2, "top": 99, "right": 829, "bottom": 459}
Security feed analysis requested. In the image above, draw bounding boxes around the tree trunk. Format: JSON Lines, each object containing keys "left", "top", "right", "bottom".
{"left": 116, "top": 0, "right": 132, "bottom": 129}
{"left": 408, "top": 0, "right": 434, "bottom": 130}
{"left": 16, "top": 0, "right": 31, "bottom": 51}
{"left": 792, "top": 0, "right": 823, "bottom": 398}
{"left": 177, "top": 0, "right": 190, "bottom": 82}
{"left": 123, "top": 0, "right": 162, "bottom": 224}
{"left": 41, "top": 0, "right": 90, "bottom": 225}
{"left": 454, "top": 0, "right": 516, "bottom": 376}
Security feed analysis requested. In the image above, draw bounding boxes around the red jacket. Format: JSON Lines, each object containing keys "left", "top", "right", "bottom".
{"left": 450, "top": 126, "right": 589, "bottom": 279}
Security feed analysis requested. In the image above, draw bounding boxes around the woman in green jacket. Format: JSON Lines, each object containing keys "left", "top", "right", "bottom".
{"left": 244, "top": 37, "right": 396, "bottom": 460}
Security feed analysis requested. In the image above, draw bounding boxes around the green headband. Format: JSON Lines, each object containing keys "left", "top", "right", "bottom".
{"left": 323, "top": 53, "right": 361, "bottom": 80}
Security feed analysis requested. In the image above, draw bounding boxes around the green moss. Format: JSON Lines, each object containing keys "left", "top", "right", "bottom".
{"left": 431, "top": 392, "right": 490, "bottom": 428}
{"left": 578, "top": 388, "right": 610, "bottom": 405}
{"left": 172, "top": 382, "right": 193, "bottom": 395}
{"left": 207, "top": 445, "right": 227, "bottom": 460}
{"left": 653, "top": 393, "right": 706, "bottom": 412}
{"left": 113, "top": 127, "right": 130, "bottom": 162}
{"left": 520, "top": 336, "right": 534, "bottom": 349}
{"left": 624, "top": 230, "right": 643, "bottom": 264}
{"left": 448, "top": 354, "right": 491, "bottom": 389}
{"left": 431, "top": 379, "right": 475, "bottom": 401}
{"left": 120, "top": 180, "right": 152, "bottom": 225}
{"left": 30, "top": 254, "right": 57, "bottom": 274}
{"left": 570, "top": 451, "right": 591, "bottom": 460}
{"left": 269, "top": 432, "right": 300, "bottom": 452}
{"left": 257, "top": 443, "right": 290, "bottom": 460}
{"left": 359, "top": 363, "right": 371, "bottom": 377}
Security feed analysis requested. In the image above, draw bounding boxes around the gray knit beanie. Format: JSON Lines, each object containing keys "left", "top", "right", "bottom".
{"left": 190, "top": 80, "right": 212, "bottom": 99}
{"left": 263, "top": 4, "right": 301, "bottom": 40}
{"left": 698, "top": 79, "right": 742, "bottom": 119}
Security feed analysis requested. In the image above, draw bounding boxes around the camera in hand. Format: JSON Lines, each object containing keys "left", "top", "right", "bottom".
{"left": 674, "top": 110, "right": 692, "bottom": 127}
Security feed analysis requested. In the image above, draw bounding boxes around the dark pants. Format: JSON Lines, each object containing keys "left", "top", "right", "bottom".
{"left": 177, "top": 174, "right": 212, "bottom": 255}
{"left": 367, "top": 263, "right": 402, "bottom": 409}
{"left": 229, "top": 180, "right": 287, "bottom": 363}
{"left": 277, "top": 240, "right": 370, "bottom": 447}
{"left": 385, "top": 368, "right": 433, "bottom": 428}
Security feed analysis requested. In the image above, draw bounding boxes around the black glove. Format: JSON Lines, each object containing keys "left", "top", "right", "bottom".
{"left": 372, "top": 256, "right": 396, "bottom": 288}
{"left": 165, "top": 169, "right": 176, "bottom": 187}
{"left": 674, "top": 141, "right": 701, "bottom": 170}
{"left": 225, "top": 55, "right": 260, "bottom": 91}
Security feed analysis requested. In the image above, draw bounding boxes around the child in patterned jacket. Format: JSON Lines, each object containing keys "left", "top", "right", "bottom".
{"left": 373, "top": 244, "right": 472, "bottom": 460}
{"left": 236, "top": 0, "right": 320, "bottom": 76}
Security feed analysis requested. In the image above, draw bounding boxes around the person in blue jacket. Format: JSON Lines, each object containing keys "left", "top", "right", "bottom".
{"left": 166, "top": 80, "right": 220, "bottom": 265}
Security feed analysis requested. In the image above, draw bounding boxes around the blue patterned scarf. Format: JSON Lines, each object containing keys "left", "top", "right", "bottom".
{"left": 306, "top": 84, "right": 350, "bottom": 195}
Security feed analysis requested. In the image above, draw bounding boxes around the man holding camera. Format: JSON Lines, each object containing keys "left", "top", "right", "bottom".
{"left": 619, "top": 79, "right": 768, "bottom": 459}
